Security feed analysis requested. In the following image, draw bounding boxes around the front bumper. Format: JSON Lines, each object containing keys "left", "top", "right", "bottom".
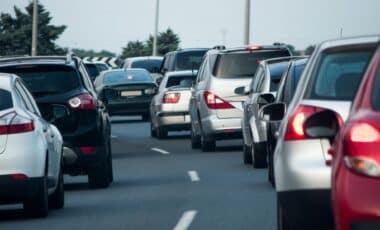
{"left": 201, "top": 115, "right": 242, "bottom": 139}
{"left": 0, "top": 176, "right": 43, "bottom": 204}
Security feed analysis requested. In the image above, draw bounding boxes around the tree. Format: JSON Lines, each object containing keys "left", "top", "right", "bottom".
{"left": 120, "top": 40, "right": 148, "bottom": 59}
{"left": 0, "top": 2, "right": 66, "bottom": 56}
{"left": 70, "top": 48, "right": 116, "bottom": 58}
{"left": 305, "top": 45, "right": 316, "bottom": 55}
{"left": 155, "top": 28, "right": 180, "bottom": 55}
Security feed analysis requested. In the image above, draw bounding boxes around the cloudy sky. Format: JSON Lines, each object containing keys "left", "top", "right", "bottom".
{"left": 1, "top": 0, "right": 379, "bottom": 55}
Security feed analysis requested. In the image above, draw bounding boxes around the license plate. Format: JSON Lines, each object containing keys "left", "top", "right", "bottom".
{"left": 121, "top": 91, "right": 142, "bottom": 97}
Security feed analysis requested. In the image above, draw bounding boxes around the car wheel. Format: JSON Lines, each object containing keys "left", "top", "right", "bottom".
{"left": 150, "top": 120, "right": 157, "bottom": 138}
{"left": 277, "top": 197, "right": 292, "bottom": 230}
{"left": 201, "top": 131, "right": 216, "bottom": 152}
{"left": 251, "top": 142, "right": 268, "bottom": 168}
{"left": 190, "top": 124, "right": 201, "bottom": 149}
{"left": 48, "top": 163, "right": 64, "bottom": 209}
{"left": 156, "top": 126, "right": 168, "bottom": 139}
{"left": 88, "top": 140, "right": 110, "bottom": 188}
{"left": 24, "top": 174, "right": 48, "bottom": 217}
{"left": 243, "top": 143, "right": 252, "bottom": 164}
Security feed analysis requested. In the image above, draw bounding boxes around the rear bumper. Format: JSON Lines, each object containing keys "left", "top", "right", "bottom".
{"left": 201, "top": 115, "right": 242, "bottom": 139}
{"left": 156, "top": 111, "right": 191, "bottom": 130}
{"left": 107, "top": 99, "right": 151, "bottom": 115}
{"left": 0, "top": 176, "right": 43, "bottom": 204}
{"left": 278, "top": 189, "right": 333, "bottom": 229}
{"left": 63, "top": 145, "right": 104, "bottom": 174}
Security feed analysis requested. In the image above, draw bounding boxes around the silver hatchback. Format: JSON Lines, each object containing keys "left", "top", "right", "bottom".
{"left": 189, "top": 45, "right": 291, "bottom": 152}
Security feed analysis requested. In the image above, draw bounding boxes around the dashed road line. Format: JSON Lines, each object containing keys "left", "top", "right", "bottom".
{"left": 188, "top": 170, "right": 200, "bottom": 182}
{"left": 174, "top": 210, "right": 198, "bottom": 230}
{"left": 151, "top": 147, "right": 170, "bottom": 155}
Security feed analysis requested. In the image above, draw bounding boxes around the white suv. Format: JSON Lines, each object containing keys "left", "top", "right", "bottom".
{"left": 0, "top": 73, "right": 64, "bottom": 217}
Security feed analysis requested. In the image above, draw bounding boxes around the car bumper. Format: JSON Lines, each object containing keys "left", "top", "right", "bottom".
{"left": 107, "top": 99, "right": 151, "bottom": 115}
{"left": 0, "top": 176, "right": 43, "bottom": 204}
{"left": 201, "top": 115, "right": 242, "bottom": 139}
{"left": 156, "top": 111, "right": 191, "bottom": 130}
{"left": 333, "top": 164, "right": 380, "bottom": 230}
{"left": 278, "top": 189, "right": 333, "bottom": 229}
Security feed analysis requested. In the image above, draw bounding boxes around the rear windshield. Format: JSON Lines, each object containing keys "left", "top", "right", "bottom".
{"left": 104, "top": 69, "right": 153, "bottom": 85}
{"left": 372, "top": 63, "right": 380, "bottom": 110}
{"left": 166, "top": 75, "right": 196, "bottom": 88}
{"left": 175, "top": 51, "right": 207, "bottom": 71}
{"left": 95, "top": 63, "right": 109, "bottom": 72}
{"left": 131, "top": 60, "right": 162, "bottom": 73}
{"left": 213, "top": 50, "right": 290, "bottom": 78}
{"left": 0, "top": 89, "right": 13, "bottom": 111}
{"left": 0, "top": 65, "right": 80, "bottom": 96}
{"left": 268, "top": 61, "right": 290, "bottom": 91}
{"left": 306, "top": 49, "right": 374, "bottom": 100}
{"left": 85, "top": 63, "right": 100, "bottom": 80}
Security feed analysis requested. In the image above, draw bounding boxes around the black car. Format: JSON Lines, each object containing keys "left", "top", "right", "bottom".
{"left": 94, "top": 68, "right": 158, "bottom": 120}
{"left": 266, "top": 57, "right": 308, "bottom": 187}
{"left": 0, "top": 55, "right": 113, "bottom": 188}
{"left": 84, "top": 62, "right": 101, "bottom": 82}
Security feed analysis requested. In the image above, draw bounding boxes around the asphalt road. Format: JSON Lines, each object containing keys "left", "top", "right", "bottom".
{"left": 0, "top": 116, "right": 276, "bottom": 230}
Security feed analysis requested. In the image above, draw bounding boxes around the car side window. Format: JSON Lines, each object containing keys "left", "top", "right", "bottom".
{"left": 196, "top": 59, "right": 206, "bottom": 83}
{"left": 251, "top": 66, "right": 264, "bottom": 93}
{"left": 15, "top": 81, "right": 36, "bottom": 114}
{"left": 19, "top": 82, "right": 41, "bottom": 116}
{"left": 13, "top": 85, "right": 28, "bottom": 111}
{"left": 79, "top": 62, "right": 96, "bottom": 94}
{"left": 168, "top": 54, "right": 175, "bottom": 71}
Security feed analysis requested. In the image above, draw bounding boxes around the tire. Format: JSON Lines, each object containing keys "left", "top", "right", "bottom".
{"left": 24, "top": 175, "right": 48, "bottom": 218}
{"left": 252, "top": 142, "right": 268, "bottom": 168}
{"left": 156, "top": 126, "right": 168, "bottom": 139}
{"left": 201, "top": 131, "right": 216, "bottom": 152}
{"left": 142, "top": 113, "right": 150, "bottom": 121}
{"left": 190, "top": 124, "right": 201, "bottom": 149}
{"left": 150, "top": 121, "right": 157, "bottom": 138}
{"left": 277, "top": 197, "right": 292, "bottom": 230}
{"left": 108, "top": 140, "right": 114, "bottom": 183}
{"left": 243, "top": 143, "right": 252, "bottom": 164}
{"left": 48, "top": 164, "right": 64, "bottom": 210}
{"left": 88, "top": 140, "right": 110, "bottom": 188}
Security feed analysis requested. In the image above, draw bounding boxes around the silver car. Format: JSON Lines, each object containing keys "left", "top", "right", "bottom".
{"left": 150, "top": 70, "right": 197, "bottom": 138}
{"left": 189, "top": 45, "right": 292, "bottom": 152}
{"left": 259, "top": 35, "right": 379, "bottom": 230}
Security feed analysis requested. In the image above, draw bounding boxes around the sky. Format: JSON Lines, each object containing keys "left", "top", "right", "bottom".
{"left": 0, "top": 0, "right": 379, "bottom": 55}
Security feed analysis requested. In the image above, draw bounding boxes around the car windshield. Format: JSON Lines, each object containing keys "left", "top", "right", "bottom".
{"left": 307, "top": 50, "right": 373, "bottom": 100}
{"left": 166, "top": 74, "right": 197, "bottom": 88}
{"left": 104, "top": 69, "right": 153, "bottom": 85}
{"left": 0, "top": 89, "right": 13, "bottom": 111}
{"left": 0, "top": 65, "right": 80, "bottom": 97}
{"left": 213, "top": 50, "right": 290, "bottom": 78}
{"left": 131, "top": 59, "right": 162, "bottom": 73}
{"left": 175, "top": 50, "right": 207, "bottom": 71}
{"left": 268, "top": 61, "right": 290, "bottom": 91}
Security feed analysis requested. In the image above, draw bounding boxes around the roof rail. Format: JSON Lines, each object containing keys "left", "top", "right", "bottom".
{"left": 212, "top": 45, "right": 226, "bottom": 50}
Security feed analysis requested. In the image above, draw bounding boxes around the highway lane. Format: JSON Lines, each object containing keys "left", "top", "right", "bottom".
{"left": 0, "top": 116, "right": 276, "bottom": 230}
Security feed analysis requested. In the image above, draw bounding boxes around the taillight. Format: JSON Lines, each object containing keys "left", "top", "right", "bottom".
{"left": 344, "top": 122, "right": 380, "bottom": 177}
{"left": 246, "top": 45, "right": 263, "bottom": 51}
{"left": 80, "top": 146, "right": 97, "bottom": 155}
{"left": 203, "top": 91, "right": 234, "bottom": 109}
{"left": 0, "top": 112, "right": 34, "bottom": 135}
{"left": 68, "top": 93, "right": 96, "bottom": 110}
{"left": 163, "top": 92, "right": 180, "bottom": 104}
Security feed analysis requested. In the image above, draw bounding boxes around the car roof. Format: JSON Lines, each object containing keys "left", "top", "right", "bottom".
{"left": 0, "top": 73, "right": 16, "bottom": 91}
{"left": 125, "top": 56, "right": 163, "bottom": 61}
{"left": 318, "top": 35, "right": 380, "bottom": 51}
{"left": 166, "top": 70, "right": 198, "bottom": 77}
{"left": 0, "top": 55, "right": 78, "bottom": 68}
{"left": 166, "top": 48, "right": 209, "bottom": 55}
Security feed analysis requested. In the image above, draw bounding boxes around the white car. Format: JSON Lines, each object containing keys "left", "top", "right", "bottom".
{"left": 0, "top": 73, "right": 64, "bottom": 217}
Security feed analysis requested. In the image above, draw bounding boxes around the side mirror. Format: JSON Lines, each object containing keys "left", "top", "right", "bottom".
{"left": 234, "top": 86, "right": 250, "bottom": 95}
{"left": 304, "top": 110, "right": 341, "bottom": 140}
{"left": 258, "top": 103, "right": 286, "bottom": 122}
{"left": 51, "top": 104, "right": 68, "bottom": 123}
{"left": 257, "top": 93, "right": 275, "bottom": 105}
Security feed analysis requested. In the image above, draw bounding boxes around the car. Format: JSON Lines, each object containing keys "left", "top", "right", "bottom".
{"left": 159, "top": 48, "right": 209, "bottom": 76}
{"left": 93, "top": 62, "right": 111, "bottom": 72}
{"left": 189, "top": 44, "right": 292, "bottom": 152}
{"left": 84, "top": 62, "right": 101, "bottom": 82}
{"left": 94, "top": 68, "right": 158, "bottom": 120}
{"left": 303, "top": 44, "right": 380, "bottom": 230}
{"left": 237, "top": 56, "right": 300, "bottom": 168}
{"left": 122, "top": 56, "right": 163, "bottom": 84}
{"left": 266, "top": 57, "right": 308, "bottom": 186}
{"left": 0, "top": 73, "right": 64, "bottom": 217}
{"left": 260, "top": 35, "right": 379, "bottom": 230}
{"left": 150, "top": 70, "right": 197, "bottom": 138}
{"left": 0, "top": 55, "right": 113, "bottom": 189}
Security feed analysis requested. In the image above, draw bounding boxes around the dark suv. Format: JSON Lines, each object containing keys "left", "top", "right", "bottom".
{"left": 0, "top": 55, "right": 113, "bottom": 188}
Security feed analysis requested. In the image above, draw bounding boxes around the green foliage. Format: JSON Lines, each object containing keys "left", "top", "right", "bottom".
{"left": 70, "top": 48, "right": 115, "bottom": 58}
{"left": 120, "top": 28, "right": 180, "bottom": 59}
{"left": 0, "top": 2, "right": 66, "bottom": 56}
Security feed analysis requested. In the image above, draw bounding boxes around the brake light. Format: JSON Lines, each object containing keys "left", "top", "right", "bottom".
{"left": 0, "top": 112, "right": 34, "bottom": 135}
{"left": 10, "top": 174, "right": 28, "bottom": 180}
{"left": 68, "top": 93, "right": 96, "bottom": 110}
{"left": 350, "top": 123, "right": 380, "bottom": 142}
{"left": 246, "top": 45, "right": 262, "bottom": 51}
{"left": 284, "top": 105, "right": 324, "bottom": 141}
{"left": 163, "top": 92, "right": 180, "bottom": 104}
{"left": 203, "top": 91, "right": 234, "bottom": 109}
{"left": 80, "top": 146, "right": 97, "bottom": 155}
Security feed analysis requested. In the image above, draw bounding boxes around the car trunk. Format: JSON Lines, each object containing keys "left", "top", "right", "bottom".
{"left": 103, "top": 82, "right": 157, "bottom": 103}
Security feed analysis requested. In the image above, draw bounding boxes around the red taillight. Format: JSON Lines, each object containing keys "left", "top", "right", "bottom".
{"left": 349, "top": 123, "right": 380, "bottom": 143}
{"left": 163, "top": 92, "right": 180, "bottom": 104}
{"left": 80, "top": 146, "right": 97, "bottom": 155}
{"left": 203, "top": 91, "right": 234, "bottom": 109}
{"left": 68, "top": 93, "right": 96, "bottom": 110}
{"left": 10, "top": 174, "right": 28, "bottom": 180}
{"left": 246, "top": 45, "right": 262, "bottom": 51}
{"left": 0, "top": 112, "right": 34, "bottom": 135}
{"left": 284, "top": 105, "right": 324, "bottom": 141}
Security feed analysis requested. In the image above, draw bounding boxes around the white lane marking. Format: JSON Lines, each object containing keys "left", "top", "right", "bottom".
{"left": 151, "top": 147, "right": 170, "bottom": 155}
{"left": 174, "top": 210, "right": 198, "bottom": 230}
{"left": 188, "top": 170, "right": 200, "bottom": 182}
